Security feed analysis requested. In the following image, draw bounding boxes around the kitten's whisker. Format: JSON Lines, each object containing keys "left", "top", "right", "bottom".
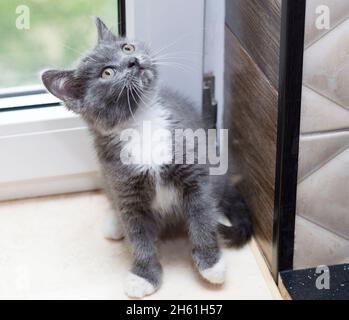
{"left": 152, "top": 62, "right": 196, "bottom": 73}
{"left": 153, "top": 55, "right": 196, "bottom": 60}
{"left": 132, "top": 88, "right": 143, "bottom": 105}
{"left": 151, "top": 31, "right": 201, "bottom": 57}
{"left": 132, "top": 83, "right": 148, "bottom": 104}
{"left": 116, "top": 83, "right": 127, "bottom": 104}
{"left": 153, "top": 58, "right": 200, "bottom": 71}
{"left": 153, "top": 61, "right": 197, "bottom": 70}
{"left": 152, "top": 52, "right": 201, "bottom": 61}
{"left": 130, "top": 87, "right": 138, "bottom": 105}
{"left": 133, "top": 85, "right": 152, "bottom": 108}
{"left": 133, "top": 81, "right": 153, "bottom": 104}
{"left": 152, "top": 59, "right": 196, "bottom": 68}
{"left": 126, "top": 86, "right": 136, "bottom": 122}
{"left": 153, "top": 57, "right": 198, "bottom": 64}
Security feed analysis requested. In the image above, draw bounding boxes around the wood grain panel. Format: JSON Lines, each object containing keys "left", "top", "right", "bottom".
{"left": 224, "top": 27, "right": 278, "bottom": 265}
{"left": 226, "top": 0, "right": 281, "bottom": 89}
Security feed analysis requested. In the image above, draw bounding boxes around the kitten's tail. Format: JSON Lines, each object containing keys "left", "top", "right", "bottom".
{"left": 217, "top": 183, "right": 253, "bottom": 247}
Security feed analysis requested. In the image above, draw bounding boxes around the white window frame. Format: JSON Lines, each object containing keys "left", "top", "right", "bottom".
{"left": 203, "top": 0, "right": 225, "bottom": 130}
{"left": 0, "top": 0, "right": 208, "bottom": 201}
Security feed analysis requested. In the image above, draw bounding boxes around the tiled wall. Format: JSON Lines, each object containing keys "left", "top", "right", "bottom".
{"left": 294, "top": 0, "right": 349, "bottom": 269}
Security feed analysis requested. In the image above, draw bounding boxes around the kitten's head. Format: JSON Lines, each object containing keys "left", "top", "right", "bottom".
{"left": 41, "top": 17, "right": 158, "bottom": 131}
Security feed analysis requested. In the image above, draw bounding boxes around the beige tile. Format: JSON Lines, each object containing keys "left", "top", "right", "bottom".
{"left": 298, "top": 131, "right": 349, "bottom": 181}
{"left": 301, "top": 87, "right": 349, "bottom": 133}
{"left": 294, "top": 216, "right": 349, "bottom": 270}
{"left": 305, "top": 0, "right": 349, "bottom": 46}
{"left": 297, "top": 148, "right": 349, "bottom": 241}
{"left": 298, "top": 1, "right": 349, "bottom": 271}
{"left": 303, "top": 19, "right": 349, "bottom": 109}
{"left": 0, "top": 192, "right": 276, "bottom": 300}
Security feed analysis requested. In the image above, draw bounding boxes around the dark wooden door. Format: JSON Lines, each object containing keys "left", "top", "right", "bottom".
{"left": 224, "top": 0, "right": 306, "bottom": 276}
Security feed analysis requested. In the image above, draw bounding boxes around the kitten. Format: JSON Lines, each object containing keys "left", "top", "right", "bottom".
{"left": 41, "top": 17, "right": 252, "bottom": 298}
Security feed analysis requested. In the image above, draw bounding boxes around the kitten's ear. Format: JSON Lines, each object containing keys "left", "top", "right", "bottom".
{"left": 41, "top": 70, "right": 84, "bottom": 112}
{"left": 93, "top": 16, "right": 116, "bottom": 42}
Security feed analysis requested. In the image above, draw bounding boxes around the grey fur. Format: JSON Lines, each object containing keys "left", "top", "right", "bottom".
{"left": 41, "top": 17, "right": 252, "bottom": 292}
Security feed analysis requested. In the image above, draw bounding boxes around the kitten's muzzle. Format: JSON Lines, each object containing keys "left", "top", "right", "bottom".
{"left": 128, "top": 57, "right": 143, "bottom": 70}
{"left": 127, "top": 57, "right": 155, "bottom": 85}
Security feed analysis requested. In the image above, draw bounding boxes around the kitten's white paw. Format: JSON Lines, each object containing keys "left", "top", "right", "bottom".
{"left": 103, "top": 212, "right": 124, "bottom": 240}
{"left": 199, "top": 255, "right": 226, "bottom": 285}
{"left": 124, "top": 273, "right": 157, "bottom": 298}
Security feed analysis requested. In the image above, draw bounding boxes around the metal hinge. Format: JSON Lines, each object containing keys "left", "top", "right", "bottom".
{"left": 203, "top": 73, "right": 218, "bottom": 130}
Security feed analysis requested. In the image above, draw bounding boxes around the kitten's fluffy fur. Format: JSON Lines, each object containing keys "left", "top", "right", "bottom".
{"left": 42, "top": 18, "right": 252, "bottom": 298}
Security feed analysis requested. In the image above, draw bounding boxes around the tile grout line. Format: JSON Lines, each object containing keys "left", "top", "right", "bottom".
{"left": 298, "top": 144, "right": 349, "bottom": 184}
{"left": 296, "top": 215, "right": 349, "bottom": 243}
{"left": 304, "top": 16, "right": 349, "bottom": 50}
{"left": 303, "top": 84, "right": 349, "bottom": 114}
{"left": 301, "top": 129, "right": 349, "bottom": 136}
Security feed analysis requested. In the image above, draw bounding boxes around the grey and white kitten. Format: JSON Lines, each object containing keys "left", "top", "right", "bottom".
{"left": 41, "top": 17, "right": 252, "bottom": 298}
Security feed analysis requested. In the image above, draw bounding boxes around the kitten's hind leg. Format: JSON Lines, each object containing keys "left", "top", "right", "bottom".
{"left": 185, "top": 194, "right": 226, "bottom": 285}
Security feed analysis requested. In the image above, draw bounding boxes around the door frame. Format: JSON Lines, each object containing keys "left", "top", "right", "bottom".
{"left": 125, "top": 0, "right": 205, "bottom": 107}
{"left": 272, "top": 0, "right": 306, "bottom": 279}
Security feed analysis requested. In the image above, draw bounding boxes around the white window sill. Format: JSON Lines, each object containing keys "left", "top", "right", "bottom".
{"left": 0, "top": 105, "right": 100, "bottom": 201}
{"left": 0, "top": 105, "right": 82, "bottom": 136}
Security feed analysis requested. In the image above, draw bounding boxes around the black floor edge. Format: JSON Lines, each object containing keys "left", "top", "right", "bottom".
{"left": 280, "top": 264, "right": 349, "bottom": 300}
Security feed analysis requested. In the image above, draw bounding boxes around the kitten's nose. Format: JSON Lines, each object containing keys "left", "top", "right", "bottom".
{"left": 128, "top": 57, "right": 140, "bottom": 69}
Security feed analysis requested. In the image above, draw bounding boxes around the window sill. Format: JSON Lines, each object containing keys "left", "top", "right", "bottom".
{"left": 0, "top": 105, "right": 82, "bottom": 136}
{"left": 0, "top": 105, "right": 99, "bottom": 201}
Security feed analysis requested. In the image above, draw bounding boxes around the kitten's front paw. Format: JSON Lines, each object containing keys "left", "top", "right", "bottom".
{"left": 124, "top": 273, "right": 157, "bottom": 298}
{"left": 199, "top": 256, "right": 226, "bottom": 285}
{"left": 103, "top": 212, "right": 124, "bottom": 240}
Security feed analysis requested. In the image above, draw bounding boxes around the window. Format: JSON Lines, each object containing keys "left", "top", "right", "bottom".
{"left": 0, "top": 0, "right": 119, "bottom": 90}
{"left": 0, "top": 1, "right": 124, "bottom": 201}
{"left": 0, "top": 0, "right": 206, "bottom": 201}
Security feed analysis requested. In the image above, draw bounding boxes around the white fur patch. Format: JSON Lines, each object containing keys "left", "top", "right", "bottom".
{"left": 199, "top": 255, "right": 226, "bottom": 285}
{"left": 121, "top": 101, "right": 172, "bottom": 174}
{"left": 103, "top": 209, "right": 124, "bottom": 241}
{"left": 124, "top": 273, "right": 157, "bottom": 298}
{"left": 151, "top": 179, "right": 180, "bottom": 214}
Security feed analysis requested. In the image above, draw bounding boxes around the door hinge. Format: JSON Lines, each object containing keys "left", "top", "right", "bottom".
{"left": 203, "top": 73, "right": 218, "bottom": 129}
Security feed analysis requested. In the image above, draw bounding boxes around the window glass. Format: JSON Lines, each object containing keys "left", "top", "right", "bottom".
{"left": 0, "top": 0, "right": 118, "bottom": 89}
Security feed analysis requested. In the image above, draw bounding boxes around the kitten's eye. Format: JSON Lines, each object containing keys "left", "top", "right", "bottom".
{"left": 101, "top": 68, "right": 115, "bottom": 80}
{"left": 122, "top": 44, "right": 135, "bottom": 54}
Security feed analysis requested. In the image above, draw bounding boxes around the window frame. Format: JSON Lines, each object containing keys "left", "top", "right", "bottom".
{"left": 0, "top": 87, "right": 60, "bottom": 112}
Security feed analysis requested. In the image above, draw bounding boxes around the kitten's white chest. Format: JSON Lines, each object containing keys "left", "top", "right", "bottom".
{"left": 121, "top": 102, "right": 172, "bottom": 173}
{"left": 120, "top": 102, "right": 180, "bottom": 215}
